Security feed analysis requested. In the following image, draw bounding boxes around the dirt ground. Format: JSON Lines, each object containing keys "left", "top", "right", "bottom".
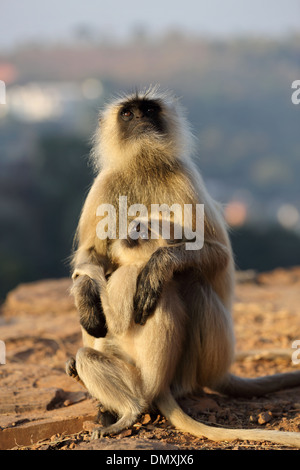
{"left": 0, "top": 267, "right": 300, "bottom": 451}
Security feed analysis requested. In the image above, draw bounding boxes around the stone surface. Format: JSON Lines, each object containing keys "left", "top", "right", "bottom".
{"left": 0, "top": 278, "right": 97, "bottom": 450}
{"left": 2, "top": 278, "right": 74, "bottom": 318}
{"left": 0, "top": 270, "right": 300, "bottom": 450}
{"left": 75, "top": 437, "right": 180, "bottom": 450}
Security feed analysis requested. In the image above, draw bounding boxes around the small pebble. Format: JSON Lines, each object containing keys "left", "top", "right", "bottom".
{"left": 257, "top": 411, "right": 272, "bottom": 425}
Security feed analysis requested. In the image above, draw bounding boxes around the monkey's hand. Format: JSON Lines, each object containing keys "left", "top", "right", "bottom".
{"left": 133, "top": 251, "right": 165, "bottom": 325}
{"left": 65, "top": 357, "right": 79, "bottom": 380}
{"left": 72, "top": 274, "right": 108, "bottom": 338}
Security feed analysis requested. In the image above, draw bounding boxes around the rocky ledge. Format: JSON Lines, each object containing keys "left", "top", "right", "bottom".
{"left": 0, "top": 268, "right": 300, "bottom": 450}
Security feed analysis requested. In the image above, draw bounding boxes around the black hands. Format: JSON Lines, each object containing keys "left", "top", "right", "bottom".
{"left": 133, "top": 253, "right": 165, "bottom": 326}
{"left": 76, "top": 275, "right": 107, "bottom": 338}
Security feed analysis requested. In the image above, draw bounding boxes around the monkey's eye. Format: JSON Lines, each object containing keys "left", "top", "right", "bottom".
{"left": 120, "top": 109, "right": 133, "bottom": 121}
{"left": 145, "top": 107, "right": 157, "bottom": 116}
{"left": 128, "top": 222, "right": 149, "bottom": 241}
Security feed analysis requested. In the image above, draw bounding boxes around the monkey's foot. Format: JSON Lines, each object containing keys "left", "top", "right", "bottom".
{"left": 90, "top": 424, "right": 128, "bottom": 439}
{"left": 95, "top": 404, "right": 117, "bottom": 427}
{"left": 91, "top": 415, "right": 137, "bottom": 439}
{"left": 91, "top": 426, "right": 106, "bottom": 439}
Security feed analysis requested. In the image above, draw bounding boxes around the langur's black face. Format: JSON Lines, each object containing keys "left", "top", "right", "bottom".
{"left": 117, "top": 98, "right": 167, "bottom": 140}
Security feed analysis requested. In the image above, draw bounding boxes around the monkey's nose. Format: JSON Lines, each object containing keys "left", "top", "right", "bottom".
{"left": 135, "top": 111, "right": 144, "bottom": 119}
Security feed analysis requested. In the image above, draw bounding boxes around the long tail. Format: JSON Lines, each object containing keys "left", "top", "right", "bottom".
{"left": 156, "top": 389, "right": 300, "bottom": 448}
{"left": 214, "top": 371, "right": 300, "bottom": 398}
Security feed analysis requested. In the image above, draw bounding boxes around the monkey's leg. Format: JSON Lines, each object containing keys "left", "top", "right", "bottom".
{"left": 172, "top": 280, "right": 235, "bottom": 394}
{"left": 75, "top": 347, "right": 147, "bottom": 438}
{"left": 66, "top": 356, "right": 116, "bottom": 424}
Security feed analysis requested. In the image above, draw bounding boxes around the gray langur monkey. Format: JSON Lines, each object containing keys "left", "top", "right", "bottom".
{"left": 67, "top": 86, "right": 300, "bottom": 447}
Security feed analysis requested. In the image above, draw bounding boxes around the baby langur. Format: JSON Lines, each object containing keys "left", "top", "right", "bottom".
{"left": 68, "top": 86, "right": 300, "bottom": 448}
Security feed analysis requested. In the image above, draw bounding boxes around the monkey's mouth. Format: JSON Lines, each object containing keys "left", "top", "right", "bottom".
{"left": 133, "top": 122, "right": 160, "bottom": 136}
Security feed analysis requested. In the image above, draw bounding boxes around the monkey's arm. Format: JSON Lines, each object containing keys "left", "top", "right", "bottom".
{"left": 71, "top": 175, "right": 113, "bottom": 338}
{"left": 133, "top": 238, "right": 230, "bottom": 325}
{"left": 71, "top": 221, "right": 110, "bottom": 339}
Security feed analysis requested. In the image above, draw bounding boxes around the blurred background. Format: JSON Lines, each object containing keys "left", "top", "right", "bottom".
{"left": 0, "top": 0, "right": 300, "bottom": 301}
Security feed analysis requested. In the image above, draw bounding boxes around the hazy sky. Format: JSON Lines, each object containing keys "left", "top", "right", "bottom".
{"left": 1, "top": 0, "right": 300, "bottom": 49}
